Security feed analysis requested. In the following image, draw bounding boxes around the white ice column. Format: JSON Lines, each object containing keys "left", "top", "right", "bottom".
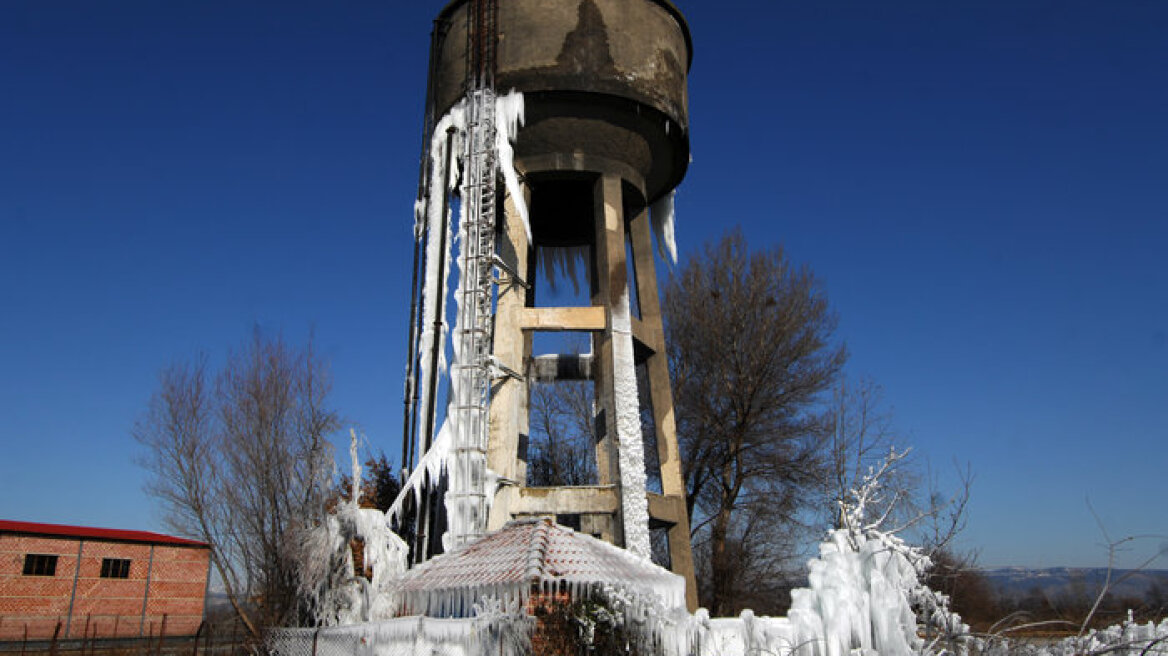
{"left": 594, "top": 174, "right": 651, "bottom": 559}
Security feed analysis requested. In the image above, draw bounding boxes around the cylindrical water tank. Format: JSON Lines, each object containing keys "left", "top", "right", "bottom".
{"left": 432, "top": 0, "right": 692, "bottom": 202}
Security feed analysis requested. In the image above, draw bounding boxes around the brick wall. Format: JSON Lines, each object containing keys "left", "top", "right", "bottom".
{"left": 0, "top": 533, "right": 209, "bottom": 641}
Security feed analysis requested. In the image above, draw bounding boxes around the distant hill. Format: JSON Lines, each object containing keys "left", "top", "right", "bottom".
{"left": 982, "top": 567, "right": 1168, "bottom": 602}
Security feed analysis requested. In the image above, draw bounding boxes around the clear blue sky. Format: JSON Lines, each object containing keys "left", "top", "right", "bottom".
{"left": 1, "top": 1, "right": 1165, "bottom": 570}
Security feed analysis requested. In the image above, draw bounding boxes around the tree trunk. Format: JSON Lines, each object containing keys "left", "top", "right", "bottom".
{"left": 708, "top": 504, "right": 735, "bottom": 616}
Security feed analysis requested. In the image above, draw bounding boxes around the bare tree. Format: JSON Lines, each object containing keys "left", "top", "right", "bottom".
{"left": 526, "top": 379, "right": 598, "bottom": 487}
{"left": 134, "top": 330, "right": 341, "bottom": 635}
{"left": 664, "top": 229, "right": 847, "bottom": 616}
{"left": 828, "top": 377, "right": 897, "bottom": 525}
{"left": 828, "top": 376, "right": 973, "bottom": 553}
{"left": 828, "top": 376, "right": 986, "bottom": 645}
{"left": 525, "top": 354, "right": 662, "bottom": 491}
{"left": 827, "top": 378, "right": 928, "bottom": 539}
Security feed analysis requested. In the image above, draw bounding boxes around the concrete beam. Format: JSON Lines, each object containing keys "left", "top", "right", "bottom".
{"left": 646, "top": 492, "right": 685, "bottom": 525}
{"left": 515, "top": 485, "right": 620, "bottom": 515}
{"left": 519, "top": 306, "right": 607, "bottom": 331}
{"left": 528, "top": 354, "right": 595, "bottom": 381}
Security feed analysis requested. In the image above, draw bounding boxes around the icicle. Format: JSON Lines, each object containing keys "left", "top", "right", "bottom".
{"left": 537, "top": 244, "right": 590, "bottom": 294}
{"left": 650, "top": 190, "right": 678, "bottom": 264}
{"left": 495, "top": 90, "right": 531, "bottom": 242}
{"left": 414, "top": 102, "right": 467, "bottom": 469}
{"left": 385, "top": 419, "right": 453, "bottom": 528}
{"left": 413, "top": 199, "right": 426, "bottom": 239}
{"left": 348, "top": 429, "right": 361, "bottom": 503}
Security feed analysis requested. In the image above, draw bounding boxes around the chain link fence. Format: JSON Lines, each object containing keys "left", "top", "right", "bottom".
{"left": 0, "top": 618, "right": 253, "bottom": 655}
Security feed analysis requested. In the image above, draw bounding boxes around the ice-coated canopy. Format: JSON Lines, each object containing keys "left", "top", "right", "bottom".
{"left": 392, "top": 518, "right": 686, "bottom": 618}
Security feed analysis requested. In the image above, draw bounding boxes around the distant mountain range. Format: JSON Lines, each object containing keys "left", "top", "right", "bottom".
{"left": 981, "top": 568, "right": 1168, "bottom": 601}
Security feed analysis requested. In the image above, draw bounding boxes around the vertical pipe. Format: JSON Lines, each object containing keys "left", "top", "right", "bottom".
{"left": 402, "top": 232, "right": 425, "bottom": 477}
{"left": 48, "top": 621, "right": 60, "bottom": 656}
{"left": 191, "top": 621, "right": 204, "bottom": 656}
{"left": 414, "top": 127, "right": 457, "bottom": 563}
{"left": 65, "top": 539, "right": 83, "bottom": 638}
{"left": 403, "top": 16, "right": 450, "bottom": 483}
{"left": 422, "top": 128, "right": 457, "bottom": 455}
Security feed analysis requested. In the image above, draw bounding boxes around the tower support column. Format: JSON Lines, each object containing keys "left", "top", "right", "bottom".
{"left": 592, "top": 173, "right": 651, "bottom": 559}
{"left": 628, "top": 204, "right": 699, "bottom": 611}
{"left": 486, "top": 179, "right": 532, "bottom": 530}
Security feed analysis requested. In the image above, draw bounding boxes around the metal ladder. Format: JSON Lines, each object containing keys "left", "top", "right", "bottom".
{"left": 444, "top": 0, "right": 499, "bottom": 551}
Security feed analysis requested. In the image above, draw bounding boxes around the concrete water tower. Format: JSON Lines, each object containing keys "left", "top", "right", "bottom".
{"left": 420, "top": 0, "right": 698, "bottom": 609}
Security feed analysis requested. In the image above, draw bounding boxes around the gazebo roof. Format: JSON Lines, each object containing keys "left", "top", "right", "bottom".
{"left": 393, "top": 518, "right": 685, "bottom": 617}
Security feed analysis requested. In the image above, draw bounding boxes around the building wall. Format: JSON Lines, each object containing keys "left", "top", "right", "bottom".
{"left": 0, "top": 533, "right": 209, "bottom": 641}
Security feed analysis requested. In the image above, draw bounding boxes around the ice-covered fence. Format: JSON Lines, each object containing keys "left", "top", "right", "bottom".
{"left": 266, "top": 614, "right": 531, "bottom": 656}
{"left": 266, "top": 608, "right": 1168, "bottom": 656}
{"left": 676, "top": 613, "right": 1168, "bottom": 656}
{"left": 267, "top": 612, "right": 801, "bottom": 656}
{"left": 666, "top": 610, "right": 829, "bottom": 656}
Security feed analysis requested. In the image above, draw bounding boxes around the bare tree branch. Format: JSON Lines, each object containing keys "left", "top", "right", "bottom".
{"left": 134, "top": 329, "right": 341, "bottom": 634}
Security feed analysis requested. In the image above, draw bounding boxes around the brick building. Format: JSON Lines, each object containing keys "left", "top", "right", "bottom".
{"left": 0, "top": 520, "right": 211, "bottom": 641}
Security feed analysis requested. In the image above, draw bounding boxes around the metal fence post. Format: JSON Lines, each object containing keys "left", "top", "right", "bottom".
{"left": 192, "top": 620, "right": 205, "bottom": 656}
{"left": 49, "top": 620, "right": 61, "bottom": 656}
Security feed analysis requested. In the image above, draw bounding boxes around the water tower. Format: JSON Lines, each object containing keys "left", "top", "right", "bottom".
{"left": 401, "top": 0, "right": 698, "bottom": 610}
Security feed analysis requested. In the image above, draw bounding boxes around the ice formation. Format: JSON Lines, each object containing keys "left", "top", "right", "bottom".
{"left": 536, "top": 244, "right": 591, "bottom": 293}
{"left": 611, "top": 287, "right": 651, "bottom": 559}
{"left": 653, "top": 524, "right": 959, "bottom": 656}
{"left": 289, "top": 440, "right": 1168, "bottom": 656}
{"left": 268, "top": 612, "right": 532, "bottom": 656}
{"left": 537, "top": 194, "right": 674, "bottom": 293}
{"left": 650, "top": 189, "right": 678, "bottom": 264}
{"left": 412, "top": 102, "right": 464, "bottom": 439}
{"left": 390, "top": 519, "right": 685, "bottom": 621}
{"left": 391, "top": 91, "right": 527, "bottom": 553}
{"left": 270, "top": 605, "right": 1168, "bottom": 656}
{"left": 297, "top": 432, "right": 408, "bottom": 626}
{"left": 786, "top": 529, "right": 926, "bottom": 656}
{"left": 494, "top": 91, "right": 529, "bottom": 242}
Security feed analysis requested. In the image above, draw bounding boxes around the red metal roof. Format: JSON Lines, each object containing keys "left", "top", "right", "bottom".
{"left": 0, "top": 519, "right": 209, "bottom": 548}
